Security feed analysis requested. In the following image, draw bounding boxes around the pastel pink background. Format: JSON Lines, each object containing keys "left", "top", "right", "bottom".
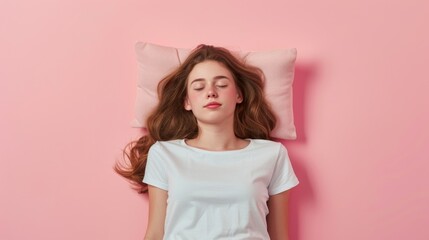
{"left": 1, "top": 0, "right": 428, "bottom": 239}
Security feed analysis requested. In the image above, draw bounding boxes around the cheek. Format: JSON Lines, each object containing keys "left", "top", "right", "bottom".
{"left": 186, "top": 91, "right": 200, "bottom": 105}
{"left": 225, "top": 88, "right": 240, "bottom": 100}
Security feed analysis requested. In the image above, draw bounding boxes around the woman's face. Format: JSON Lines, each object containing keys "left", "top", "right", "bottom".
{"left": 184, "top": 60, "right": 242, "bottom": 126}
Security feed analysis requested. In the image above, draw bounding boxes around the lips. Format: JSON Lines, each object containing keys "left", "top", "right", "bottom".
{"left": 204, "top": 102, "right": 222, "bottom": 109}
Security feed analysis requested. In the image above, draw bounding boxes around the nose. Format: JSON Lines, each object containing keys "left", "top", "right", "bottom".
{"left": 207, "top": 87, "right": 218, "bottom": 98}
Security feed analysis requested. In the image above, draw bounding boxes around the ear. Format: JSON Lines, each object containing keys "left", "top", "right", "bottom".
{"left": 184, "top": 97, "right": 192, "bottom": 110}
{"left": 236, "top": 93, "right": 243, "bottom": 104}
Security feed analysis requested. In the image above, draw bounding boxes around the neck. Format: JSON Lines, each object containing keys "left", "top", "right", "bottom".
{"left": 187, "top": 121, "right": 247, "bottom": 151}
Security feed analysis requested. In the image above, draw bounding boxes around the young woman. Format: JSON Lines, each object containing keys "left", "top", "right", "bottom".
{"left": 115, "top": 45, "right": 299, "bottom": 240}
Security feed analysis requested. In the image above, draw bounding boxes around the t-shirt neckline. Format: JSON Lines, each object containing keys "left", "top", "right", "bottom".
{"left": 181, "top": 139, "right": 253, "bottom": 154}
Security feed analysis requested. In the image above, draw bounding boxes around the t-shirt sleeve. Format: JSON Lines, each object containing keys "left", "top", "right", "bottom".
{"left": 268, "top": 143, "right": 299, "bottom": 195}
{"left": 142, "top": 142, "right": 168, "bottom": 191}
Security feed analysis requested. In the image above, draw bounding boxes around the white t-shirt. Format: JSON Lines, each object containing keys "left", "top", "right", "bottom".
{"left": 143, "top": 139, "right": 299, "bottom": 240}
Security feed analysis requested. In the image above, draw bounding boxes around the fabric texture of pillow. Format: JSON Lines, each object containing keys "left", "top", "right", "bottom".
{"left": 131, "top": 42, "right": 297, "bottom": 140}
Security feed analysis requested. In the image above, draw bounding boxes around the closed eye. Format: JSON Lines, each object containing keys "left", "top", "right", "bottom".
{"left": 193, "top": 86, "right": 204, "bottom": 91}
{"left": 192, "top": 83, "right": 205, "bottom": 90}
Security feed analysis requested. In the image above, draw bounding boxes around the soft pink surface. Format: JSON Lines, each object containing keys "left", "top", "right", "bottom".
{"left": 1, "top": 0, "right": 428, "bottom": 239}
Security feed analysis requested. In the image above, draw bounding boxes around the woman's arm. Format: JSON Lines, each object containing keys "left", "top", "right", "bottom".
{"left": 144, "top": 185, "right": 168, "bottom": 240}
{"left": 266, "top": 190, "right": 291, "bottom": 240}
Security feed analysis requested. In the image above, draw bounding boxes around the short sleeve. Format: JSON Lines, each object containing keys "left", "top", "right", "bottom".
{"left": 268, "top": 144, "right": 299, "bottom": 195}
{"left": 142, "top": 142, "right": 168, "bottom": 190}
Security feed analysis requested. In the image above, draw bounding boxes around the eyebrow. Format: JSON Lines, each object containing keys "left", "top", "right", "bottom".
{"left": 190, "top": 75, "right": 230, "bottom": 85}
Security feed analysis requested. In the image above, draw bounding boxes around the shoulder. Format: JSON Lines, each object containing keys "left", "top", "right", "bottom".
{"left": 146, "top": 139, "right": 186, "bottom": 167}
{"left": 149, "top": 139, "right": 185, "bottom": 153}
{"left": 247, "top": 139, "right": 289, "bottom": 162}
{"left": 152, "top": 139, "right": 183, "bottom": 147}
{"left": 250, "top": 139, "right": 286, "bottom": 153}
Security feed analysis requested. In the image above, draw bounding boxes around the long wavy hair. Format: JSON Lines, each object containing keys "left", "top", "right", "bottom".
{"left": 115, "top": 44, "right": 277, "bottom": 193}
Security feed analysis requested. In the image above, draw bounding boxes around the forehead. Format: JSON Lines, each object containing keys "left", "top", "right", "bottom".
{"left": 187, "top": 60, "right": 234, "bottom": 81}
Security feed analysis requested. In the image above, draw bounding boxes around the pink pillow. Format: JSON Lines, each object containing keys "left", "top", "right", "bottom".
{"left": 131, "top": 42, "right": 297, "bottom": 140}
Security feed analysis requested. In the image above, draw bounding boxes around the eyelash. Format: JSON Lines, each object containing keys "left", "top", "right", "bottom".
{"left": 193, "top": 85, "right": 227, "bottom": 91}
